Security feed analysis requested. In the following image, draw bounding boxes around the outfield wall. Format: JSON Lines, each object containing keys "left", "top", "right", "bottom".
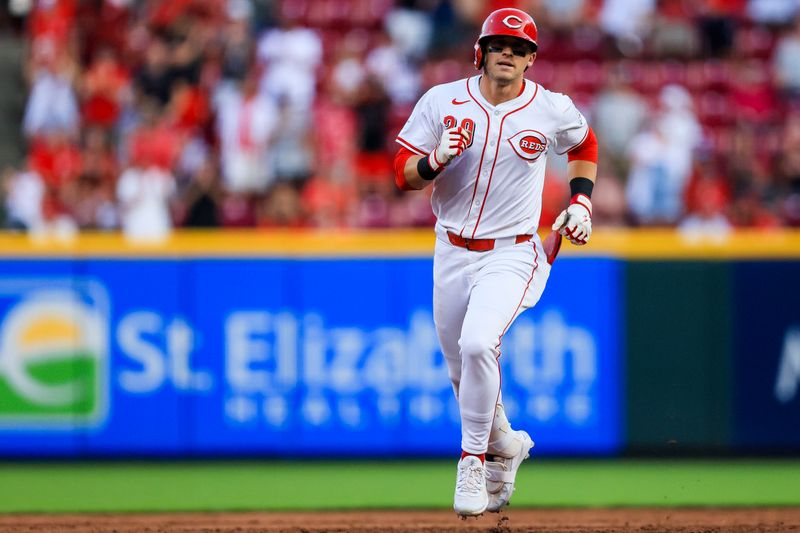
{"left": 0, "top": 229, "right": 797, "bottom": 457}
{"left": 626, "top": 259, "right": 800, "bottom": 452}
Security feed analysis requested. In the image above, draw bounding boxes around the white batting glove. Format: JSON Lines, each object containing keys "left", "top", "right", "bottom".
{"left": 428, "top": 127, "right": 471, "bottom": 171}
{"left": 552, "top": 194, "right": 592, "bottom": 246}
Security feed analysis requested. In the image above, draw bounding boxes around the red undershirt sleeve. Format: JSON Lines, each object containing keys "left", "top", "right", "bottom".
{"left": 394, "top": 147, "right": 416, "bottom": 191}
{"left": 567, "top": 127, "right": 598, "bottom": 163}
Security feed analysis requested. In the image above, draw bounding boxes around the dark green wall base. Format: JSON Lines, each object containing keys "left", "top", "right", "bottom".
{"left": 626, "top": 262, "right": 732, "bottom": 451}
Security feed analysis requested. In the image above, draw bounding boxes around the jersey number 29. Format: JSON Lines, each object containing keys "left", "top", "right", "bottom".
{"left": 443, "top": 116, "right": 475, "bottom": 148}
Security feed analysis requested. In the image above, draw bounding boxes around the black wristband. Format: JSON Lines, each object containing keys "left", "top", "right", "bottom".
{"left": 417, "top": 155, "right": 443, "bottom": 181}
{"left": 570, "top": 177, "right": 594, "bottom": 198}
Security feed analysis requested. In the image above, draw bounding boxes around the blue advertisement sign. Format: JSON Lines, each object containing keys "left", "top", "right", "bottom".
{"left": 0, "top": 256, "right": 621, "bottom": 457}
{"left": 733, "top": 261, "right": 800, "bottom": 448}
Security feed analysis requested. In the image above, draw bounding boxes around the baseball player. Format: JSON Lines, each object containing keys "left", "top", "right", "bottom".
{"left": 393, "top": 7, "right": 598, "bottom": 517}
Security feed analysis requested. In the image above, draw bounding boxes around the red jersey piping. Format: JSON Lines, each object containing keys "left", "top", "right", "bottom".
{"left": 556, "top": 125, "right": 590, "bottom": 155}
{"left": 396, "top": 136, "right": 427, "bottom": 156}
{"left": 459, "top": 77, "right": 492, "bottom": 237}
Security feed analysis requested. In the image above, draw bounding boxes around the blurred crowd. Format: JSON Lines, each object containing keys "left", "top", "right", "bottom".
{"left": 3, "top": 0, "right": 800, "bottom": 240}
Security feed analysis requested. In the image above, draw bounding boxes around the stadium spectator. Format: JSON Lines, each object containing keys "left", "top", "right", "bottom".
{"left": 2, "top": 166, "right": 45, "bottom": 231}
{"left": 678, "top": 185, "right": 732, "bottom": 239}
{"left": 680, "top": 155, "right": 732, "bottom": 237}
{"left": 126, "top": 98, "right": 184, "bottom": 172}
{"left": 778, "top": 112, "right": 800, "bottom": 225}
{"left": 727, "top": 125, "right": 781, "bottom": 228}
{"left": 598, "top": 0, "right": 655, "bottom": 55}
{"left": 256, "top": 14, "right": 322, "bottom": 109}
{"left": 649, "top": 1, "right": 699, "bottom": 59}
{"left": 696, "top": 0, "right": 742, "bottom": 57}
{"left": 116, "top": 161, "right": 176, "bottom": 242}
{"left": 79, "top": 47, "right": 130, "bottom": 130}
{"left": 5, "top": 0, "right": 800, "bottom": 232}
{"left": 626, "top": 85, "right": 703, "bottom": 225}
{"left": 657, "top": 84, "right": 704, "bottom": 186}
{"left": 75, "top": 0, "right": 133, "bottom": 63}
{"left": 271, "top": 96, "right": 315, "bottom": 186}
{"left": 257, "top": 181, "right": 306, "bottom": 228}
{"left": 385, "top": 0, "right": 434, "bottom": 60}
{"left": 302, "top": 172, "right": 355, "bottom": 228}
{"left": 177, "top": 157, "right": 221, "bottom": 228}
{"left": 218, "top": 189, "right": 258, "bottom": 227}
{"left": 747, "top": 0, "right": 800, "bottom": 26}
{"left": 214, "top": 71, "right": 278, "bottom": 194}
{"left": 23, "top": 52, "right": 80, "bottom": 139}
{"left": 69, "top": 126, "right": 119, "bottom": 229}
{"left": 537, "top": 0, "right": 587, "bottom": 31}
{"left": 33, "top": 188, "right": 79, "bottom": 240}
{"left": 313, "top": 83, "right": 358, "bottom": 184}
{"left": 730, "top": 58, "right": 777, "bottom": 125}
{"left": 327, "top": 33, "right": 369, "bottom": 105}
{"left": 218, "top": 2, "right": 255, "bottom": 83}
{"left": 27, "top": 0, "right": 78, "bottom": 58}
{"left": 625, "top": 120, "right": 673, "bottom": 225}
{"left": 592, "top": 63, "right": 648, "bottom": 174}
{"left": 365, "top": 29, "right": 420, "bottom": 105}
{"left": 772, "top": 15, "right": 800, "bottom": 101}
{"left": 27, "top": 129, "right": 82, "bottom": 191}
{"left": 133, "top": 37, "right": 175, "bottom": 107}
{"left": 782, "top": 158, "right": 800, "bottom": 226}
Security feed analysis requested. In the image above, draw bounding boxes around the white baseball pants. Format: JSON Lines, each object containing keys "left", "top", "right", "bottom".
{"left": 433, "top": 232, "right": 551, "bottom": 455}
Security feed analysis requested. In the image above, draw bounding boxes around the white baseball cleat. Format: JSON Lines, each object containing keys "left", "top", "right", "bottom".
{"left": 485, "top": 430, "right": 534, "bottom": 512}
{"left": 453, "top": 455, "right": 488, "bottom": 517}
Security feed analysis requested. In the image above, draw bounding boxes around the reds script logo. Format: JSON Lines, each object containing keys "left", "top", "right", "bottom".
{"left": 508, "top": 130, "right": 547, "bottom": 161}
{"left": 503, "top": 15, "right": 524, "bottom": 29}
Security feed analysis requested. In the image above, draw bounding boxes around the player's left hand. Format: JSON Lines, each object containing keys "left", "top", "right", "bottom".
{"left": 552, "top": 194, "right": 592, "bottom": 245}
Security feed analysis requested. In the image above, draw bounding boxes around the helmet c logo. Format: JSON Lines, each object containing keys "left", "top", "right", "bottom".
{"left": 502, "top": 15, "right": 524, "bottom": 29}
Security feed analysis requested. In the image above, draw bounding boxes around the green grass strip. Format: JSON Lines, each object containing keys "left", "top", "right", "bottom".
{"left": 0, "top": 459, "right": 799, "bottom": 513}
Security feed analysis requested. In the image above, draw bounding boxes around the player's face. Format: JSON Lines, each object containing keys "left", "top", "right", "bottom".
{"left": 483, "top": 37, "right": 535, "bottom": 84}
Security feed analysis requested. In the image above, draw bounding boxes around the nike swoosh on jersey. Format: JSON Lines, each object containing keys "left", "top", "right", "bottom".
{"left": 451, "top": 98, "right": 471, "bottom": 105}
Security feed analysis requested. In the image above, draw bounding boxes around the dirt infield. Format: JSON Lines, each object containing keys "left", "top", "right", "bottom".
{"left": 2, "top": 508, "right": 800, "bottom": 532}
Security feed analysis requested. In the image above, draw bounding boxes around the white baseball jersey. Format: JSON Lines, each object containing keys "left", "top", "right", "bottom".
{"left": 396, "top": 75, "right": 589, "bottom": 240}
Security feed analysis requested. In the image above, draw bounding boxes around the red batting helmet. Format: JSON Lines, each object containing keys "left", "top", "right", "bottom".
{"left": 473, "top": 8, "right": 538, "bottom": 70}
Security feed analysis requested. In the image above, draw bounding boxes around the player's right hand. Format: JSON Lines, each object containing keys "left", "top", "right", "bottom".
{"left": 429, "top": 127, "right": 471, "bottom": 171}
